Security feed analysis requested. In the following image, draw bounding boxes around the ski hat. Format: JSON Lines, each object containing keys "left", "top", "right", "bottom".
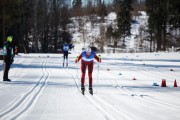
{"left": 86, "top": 47, "right": 91, "bottom": 53}
{"left": 7, "top": 36, "right": 13, "bottom": 43}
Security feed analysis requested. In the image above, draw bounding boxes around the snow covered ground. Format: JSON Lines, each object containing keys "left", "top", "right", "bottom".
{"left": 0, "top": 50, "right": 180, "bottom": 120}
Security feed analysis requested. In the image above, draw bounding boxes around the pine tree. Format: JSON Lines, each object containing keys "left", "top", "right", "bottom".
{"left": 97, "top": 1, "right": 107, "bottom": 21}
{"left": 169, "top": 0, "right": 180, "bottom": 32}
{"left": 0, "top": 0, "right": 22, "bottom": 47}
{"left": 106, "top": 24, "right": 119, "bottom": 53}
{"left": 146, "top": 0, "right": 170, "bottom": 51}
{"left": 73, "top": 0, "right": 82, "bottom": 8}
{"left": 72, "top": 0, "right": 82, "bottom": 16}
{"left": 86, "top": 0, "right": 95, "bottom": 15}
{"left": 115, "top": 0, "right": 133, "bottom": 46}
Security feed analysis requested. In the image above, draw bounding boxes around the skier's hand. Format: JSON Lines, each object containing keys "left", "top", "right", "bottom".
{"left": 10, "top": 58, "right": 14, "bottom": 64}
{"left": 98, "top": 55, "right": 101, "bottom": 63}
{"left": 75, "top": 56, "right": 78, "bottom": 63}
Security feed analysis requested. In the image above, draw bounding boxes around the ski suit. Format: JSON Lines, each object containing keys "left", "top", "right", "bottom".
{"left": 63, "top": 44, "right": 69, "bottom": 67}
{"left": 75, "top": 51, "right": 101, "bottom": 88}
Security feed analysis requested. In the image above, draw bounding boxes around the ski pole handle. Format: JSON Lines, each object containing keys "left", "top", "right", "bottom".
{"left": 98, "top": 55, "right": 101, "bottom": 63}
{"left": 75, "top": 56, "right": 78, "bottom": 63}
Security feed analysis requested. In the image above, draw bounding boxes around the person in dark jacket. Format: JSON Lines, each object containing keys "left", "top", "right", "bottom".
{"left": 63, "top": 43, "right": 69, "bottom": 67}
{"left": 3, "top": 36, "right": 15, "bottom": 81}
{"left": 75, "top": 47, "right": 101, "bottom": 95}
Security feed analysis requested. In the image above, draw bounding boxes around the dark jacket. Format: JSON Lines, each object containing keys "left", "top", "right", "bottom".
{"left": 4, "top": 41, "right": 15, "bottom": 64}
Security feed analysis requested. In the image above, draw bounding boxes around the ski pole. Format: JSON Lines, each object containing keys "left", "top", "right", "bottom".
{"left": 76, "top": 62, "right": 78, "bottom": 78}
{"left": 97, "top": 62, "right": 100, "bottom": 85}
{"left": 62, "top": 55, "right": 65, "bottom": 67}
{"left": 75, "top": 56, "right": 79, "bottom": 78}
{"left": 97, "top": 55, "right": 101, "bottom": 87}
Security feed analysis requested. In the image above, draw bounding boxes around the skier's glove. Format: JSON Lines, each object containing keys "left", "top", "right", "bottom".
{"left": 75, "top": 56, "right": 78, "bottom": 63}
{"left": 98, "top": 55, "right": 102, "bottom": 63}
{"left": 10, "top": 58, "right": 14, "bottom": 64}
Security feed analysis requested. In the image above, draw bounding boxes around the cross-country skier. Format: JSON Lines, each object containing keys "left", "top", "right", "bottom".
{"left": 75, "top": 47, "right": 101, "bottom": 95}
{"left": 63, "top": 42, "right": 69, "bottom": 67}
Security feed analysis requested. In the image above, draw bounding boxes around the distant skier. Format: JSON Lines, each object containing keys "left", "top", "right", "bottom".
{"left": 3, "top": 36, "right": 15, "bottom": 81}
{"left": 75, "top": 47, "right": 101, "bottom": 95}
{"left": 63, "top": 42, "right": 69, "bottom": 67}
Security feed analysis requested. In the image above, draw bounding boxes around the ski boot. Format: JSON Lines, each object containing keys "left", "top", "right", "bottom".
{"left": 89, "top": 87, "right": 93, "bottom": 95}
{"left": 3, "top": 79, "right": 11, "bottom": 82}
{"left": 81, "top": 86, "right": 85, "bottom": 95}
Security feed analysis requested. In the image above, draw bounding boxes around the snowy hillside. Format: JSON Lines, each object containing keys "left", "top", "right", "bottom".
{"left": 71, "top": 11, "right": 149, "bottom": 53}
{"left": 0, "top": 51, "right": 180, "bottom": 120}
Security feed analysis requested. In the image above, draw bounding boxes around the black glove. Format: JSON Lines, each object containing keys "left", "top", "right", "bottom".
{"left": 10, "top": 58, "right": 14, "bottom": 64}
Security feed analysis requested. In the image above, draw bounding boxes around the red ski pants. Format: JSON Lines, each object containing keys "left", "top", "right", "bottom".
{"left": 81, "top": 62, "right": 94, "bottom": 87}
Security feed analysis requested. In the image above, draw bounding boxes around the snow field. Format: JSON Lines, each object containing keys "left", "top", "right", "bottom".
{"left": 0, "top": 52, "right": 180, "bottom": 120}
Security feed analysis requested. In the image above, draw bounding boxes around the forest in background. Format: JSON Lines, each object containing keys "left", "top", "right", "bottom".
{"left": 0, "top": 0, "right": 179, "bottom": 53}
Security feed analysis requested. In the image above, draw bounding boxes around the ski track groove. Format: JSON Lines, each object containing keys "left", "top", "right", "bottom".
{"left": 0, "top": 58, "right": 50, "bottom": 120}
{"left": 66, "top": 65, "right": 136, "bottom": 120}
{"left": 99, "top": 62, "right": 180, "bottom": 112}
{"left": 93, "top": 94, "right": 135, "bottom": 120}
{"left": 97, "top": 72, "right": 141, "bottom": 119}
{"left": 65, "top": 68, "right": 115, "bottom": 120}
{"left": 140, "top": 96, "right": 180, "bottom": 111}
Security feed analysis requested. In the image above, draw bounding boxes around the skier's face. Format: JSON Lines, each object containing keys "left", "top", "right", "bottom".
{"left": 86, "top": 52, "right": 91, "bottom": 57}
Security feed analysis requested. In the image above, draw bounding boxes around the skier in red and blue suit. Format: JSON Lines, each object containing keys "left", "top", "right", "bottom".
{"left": 75, "top": 47, "right": 101, "bottom": 95}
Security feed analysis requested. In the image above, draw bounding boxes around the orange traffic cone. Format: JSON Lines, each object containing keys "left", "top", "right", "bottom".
{"left": 161, "top": 79, "right": 166, "bottom": 87}
{"left": 132, "top": 77, "right": 136, "bottom": 80}
{"left": 174, "top": 80, "right": 178, "bottom": 87}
